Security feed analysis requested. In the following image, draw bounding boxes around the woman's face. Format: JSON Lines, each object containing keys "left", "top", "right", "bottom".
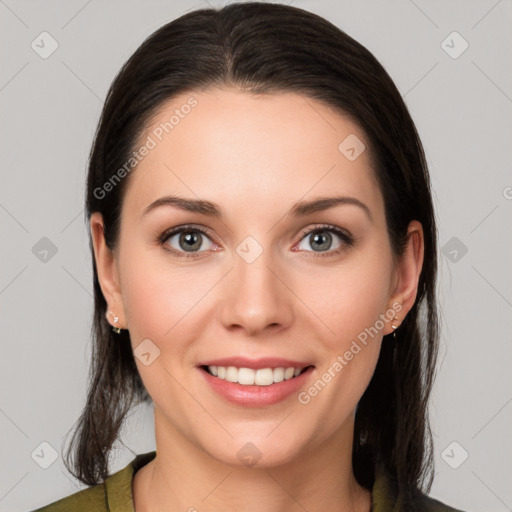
{"left": 92, "top": 87, "right": 422, "bottom": 468}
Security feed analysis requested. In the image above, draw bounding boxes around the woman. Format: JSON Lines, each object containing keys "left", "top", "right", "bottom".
{"left": 32, "top": 2, "right": 467, "bottom": 511}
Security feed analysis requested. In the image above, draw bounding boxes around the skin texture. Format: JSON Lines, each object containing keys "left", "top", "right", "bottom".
{"left": 90, "top": 87, "right": 424, "bottom": 512}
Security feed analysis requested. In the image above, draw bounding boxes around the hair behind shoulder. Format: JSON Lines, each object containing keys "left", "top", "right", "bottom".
{"left": 64, "top": 3, "right": 439, "bottom": 507}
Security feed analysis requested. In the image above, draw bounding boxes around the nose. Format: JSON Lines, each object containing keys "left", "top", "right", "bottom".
{"left": 219, "top": 246, "right": 294, "bottom": 337}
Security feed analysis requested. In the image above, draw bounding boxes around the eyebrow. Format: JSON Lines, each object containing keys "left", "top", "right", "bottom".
{"left": 142, "top": 194, "right": 373, "bottom": 222}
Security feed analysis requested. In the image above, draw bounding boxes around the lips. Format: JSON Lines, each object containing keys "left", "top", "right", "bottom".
{"left": 198, "top": 357, "right": 315, "bottom": 407}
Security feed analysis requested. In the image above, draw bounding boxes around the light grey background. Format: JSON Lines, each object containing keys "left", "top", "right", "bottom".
{"left": 1, "top": 1, "right": 511, "bottom": 511}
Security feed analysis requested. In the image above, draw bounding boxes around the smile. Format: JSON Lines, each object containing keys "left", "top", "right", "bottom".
{"left": 198, "top": 364, "right": 315, "bottom": 407}
{"left": 202, "top": 365, "right": 312, "bottom": 386}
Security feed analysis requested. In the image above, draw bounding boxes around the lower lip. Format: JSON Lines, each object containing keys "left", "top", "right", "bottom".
{"left": 198, "top": 366, "right": 315, "bottom": 407}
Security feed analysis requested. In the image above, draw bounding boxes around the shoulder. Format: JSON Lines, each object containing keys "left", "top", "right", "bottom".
{"left": 29, "top": 451, "right": 157, "bottom": 512}
{"left": 413, "top": 491, "right": 468, "bottom": 512}
{"left": 372, "top": 463, "right": 469, "bottom": 512}
{"left": 29, "top": 483, "right": 107, "bottom": 512}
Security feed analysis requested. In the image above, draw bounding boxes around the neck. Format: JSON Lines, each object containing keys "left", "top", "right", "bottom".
{"left": 133, "top": 408, "right": 371, "bottom": 512}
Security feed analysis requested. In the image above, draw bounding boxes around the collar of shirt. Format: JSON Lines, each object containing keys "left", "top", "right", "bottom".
{"left": 105, "top": 450, "right": 399, "bottom": 512}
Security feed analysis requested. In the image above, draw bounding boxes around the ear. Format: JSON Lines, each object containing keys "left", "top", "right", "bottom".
{"left": 90, "top": 212, "right": 126, "bottom": 329}
{"left": 383, "top": 220, "right": 424, "bottom": 335}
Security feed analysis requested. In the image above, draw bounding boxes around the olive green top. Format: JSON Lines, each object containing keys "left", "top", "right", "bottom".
{"left": 31, "top": 451, "right": 466, "bottom": 511}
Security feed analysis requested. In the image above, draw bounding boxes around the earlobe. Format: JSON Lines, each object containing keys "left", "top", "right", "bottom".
{"left": 90, "top": 212, "right": 126, "bottom": 328}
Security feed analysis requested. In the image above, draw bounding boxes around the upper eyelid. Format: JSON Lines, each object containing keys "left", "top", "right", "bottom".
{"left": 161, "top": 224, "right": 216, "bottom": 243}
{"left": 298, "top": 224, "right": 351, "bottom": 239}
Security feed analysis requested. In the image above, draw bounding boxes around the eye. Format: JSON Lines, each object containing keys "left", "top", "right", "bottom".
{"left": 157, "top": 223, "right": 354, "bottom": 259}
{"left": 158, "top": 225, "right": 217, "bottom": 258}
{"left": 295, "top": 224, "right": 354, "bottom": 257}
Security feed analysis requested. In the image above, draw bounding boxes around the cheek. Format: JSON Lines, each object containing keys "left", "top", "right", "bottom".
{"left": 118, "top": 242, "right": 176, "bottom": 323}
{"left": 119, "top": 256, "right": 171, "bottom": 338}
{"left": 301, "top": 246, "right": 393, "bottom": 348}
{"left": 299, "top": 252, "right": 391, "bottom": 423}
{"left": 118, "top": 246, "right": 218, "bottom": 351}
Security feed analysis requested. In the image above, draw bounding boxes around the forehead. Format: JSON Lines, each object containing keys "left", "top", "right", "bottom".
{"left": 123, "top": 87, "right": 384, "bottom": 222}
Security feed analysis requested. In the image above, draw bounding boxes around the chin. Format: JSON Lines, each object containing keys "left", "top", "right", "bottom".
{"left": 201, "top": 432, "right": 308, "bottom": 470}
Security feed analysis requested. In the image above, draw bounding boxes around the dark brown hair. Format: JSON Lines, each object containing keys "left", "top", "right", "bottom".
{"left": 64, "top": 2, "right": 439, "bottom": 506}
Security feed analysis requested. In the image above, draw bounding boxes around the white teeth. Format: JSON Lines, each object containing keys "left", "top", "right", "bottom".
{"left": 238, "top": 367, "right": 255, "bottom": 385}
{"left": 225, "top": 366, "right": 238, "bottom": 383}
{"left": 206, "top": 365, "right": 307, "bottom": 386}
{"left": 273, "top": 367, "right": 284, "bottom": 383}
{"left": 255, "top": 368, "right": 273, "bottom": 386}
{"left": 284, "top": 367, "right": 295, "bottom": 380}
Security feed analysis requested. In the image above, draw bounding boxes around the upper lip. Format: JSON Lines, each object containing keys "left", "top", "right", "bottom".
{"left": 198, "top": 357, "right": 314, "bottom": 370}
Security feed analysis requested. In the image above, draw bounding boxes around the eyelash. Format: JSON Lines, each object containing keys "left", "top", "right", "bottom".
{"left": 157, "top": 223, "right": 354, "bottom": 259}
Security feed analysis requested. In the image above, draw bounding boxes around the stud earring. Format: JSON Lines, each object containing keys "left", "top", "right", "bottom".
{"left": 391, "top": 316, "right": 400, "bottom": 340}
{"left": 107, "top": 310, "right": 122, "bottom": 334}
